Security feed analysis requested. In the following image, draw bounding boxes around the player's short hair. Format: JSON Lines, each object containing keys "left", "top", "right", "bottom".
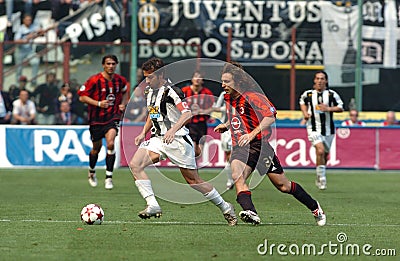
{"left": 102, "top": 54, "right": 119, "bottom": 64}
{"left": 142, "top": 57, "right": 165, "bottom": 75}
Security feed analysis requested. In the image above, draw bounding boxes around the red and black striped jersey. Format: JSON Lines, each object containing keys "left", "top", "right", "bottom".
{"left": 225, "top": 91, "right": 276, "bottom": 147}
{"left": 181, "top": 86, "right": 215, "bottom": 123}
{"left": 78, "top": 73, "right": 128, "bottom": 125}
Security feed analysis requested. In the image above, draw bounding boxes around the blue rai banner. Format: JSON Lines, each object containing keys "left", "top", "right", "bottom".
{"left": 0, "top": 126, "right": 109, "bottom": 167}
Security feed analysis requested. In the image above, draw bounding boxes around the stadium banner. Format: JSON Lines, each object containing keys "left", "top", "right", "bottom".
{"left": 119, "top": 125, "right": 399, "bottom": 170}
{"left": 137, "top": 0, "right": 323, "bottom": 64}
{"left": 1, "top": 125, "right": 398, "bottom": 169}
{"left": 57, "top": 0, "right": 123, "bottom": 43}
{"left": 378, "top": 128, "right": 400, "bottom": 170}
{"left": 0, "top": 125, "right": 115, "bottom": 167}
{"left": 320, "top": 1, "right": 380, "bottom": 87}
{"left": 136, "top": 0, "right": 400, "bottom": 70}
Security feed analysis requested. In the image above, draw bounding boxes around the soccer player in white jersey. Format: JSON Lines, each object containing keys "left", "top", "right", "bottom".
{"left": 212, "top": 91, "right": 234, "bottom": 190}
{"left": 128, "top": 57, "right": 237, "bottom": 226}
{"left": 299, "top": 71, "right": 344, "bottom": 190}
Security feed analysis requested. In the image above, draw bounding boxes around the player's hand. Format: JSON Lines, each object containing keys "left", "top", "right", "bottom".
{"left": 134, "top": 133, "right": 145, "bottom": 146}
{"left": 303, "top": 113, "right": 311, "bottom": 121}
{"left": 119, "top": 104, "right": 126, "bottom": 111}
{"left": 238, "top": 133, "right": 252, "bottom": 147}
{"left": 191, "top": 104, "right": 200, "bottom": 115}
{"left": 163, "top": 129, "right": 175, "bottom": 144}
{"left": 318, "top": 103, "right": 329, "bottom": 112}
{"left": 98, "top": 100, "right": 109, "bottom": 109}
{"left": 214, "top": 123, "right": 228, "bottom": 133}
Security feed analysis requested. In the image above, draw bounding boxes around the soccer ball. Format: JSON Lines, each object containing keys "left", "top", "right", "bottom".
{"left": 80, "top": 204, "right": 104, "bottom": 225}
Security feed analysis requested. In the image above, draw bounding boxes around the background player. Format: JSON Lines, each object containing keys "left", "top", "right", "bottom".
{"left": 299, "top": 71, "right": 344, "bottom": 190}
{"left": 78, "top": 54, "right": 129, "bottom": 189}
{"left": 181, "top": 71, "right": 215, "bottom": 158}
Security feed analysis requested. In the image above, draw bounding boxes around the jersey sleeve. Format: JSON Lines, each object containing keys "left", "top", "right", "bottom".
{"left": 248, "top": 92, "right": 276, "bottom": 118}
{"left": 204, "top": 88, "right": 215, "bottom": 108}
{"left": 77, "top": 77, "right": 93, "bottom": 97}
{"left": 299, "top": 90, "right": 309, "bottom": 105}
{"left": 171, "top": 86, "right": 190, "bottom": 113}
{"left": 119, "top": 75, "right": 128, "bottom": 93}
{"left": 332, "top": 90, "right": 344, "bottom": 109}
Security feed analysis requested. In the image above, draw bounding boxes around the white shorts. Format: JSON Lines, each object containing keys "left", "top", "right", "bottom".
{"left": 307, "top": 131, "right": 334, "bottom": 153}
{"left": 139, "top": 135, "right": 197, "bottom": 169}
{"left": 220, "top": 130, "right": 232, "bottom": 152}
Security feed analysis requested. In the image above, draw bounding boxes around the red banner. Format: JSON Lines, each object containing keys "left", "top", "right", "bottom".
{"left": 378, "top": 129, "right": 400, "bottom": 170}
{"left": 119, "top": 125, "right": 400, "bottom": 170}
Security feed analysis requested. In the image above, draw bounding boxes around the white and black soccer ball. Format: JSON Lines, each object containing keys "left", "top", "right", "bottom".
{"left": 80, "top": 204, "right": 104, "bottom": 225}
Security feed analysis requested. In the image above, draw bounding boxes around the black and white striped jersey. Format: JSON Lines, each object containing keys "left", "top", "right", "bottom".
{"left": 145, "top": 80, "right": 190, "bottom": 137}
{"left": 299, "top": 89, "right": 344, "bottom": 136}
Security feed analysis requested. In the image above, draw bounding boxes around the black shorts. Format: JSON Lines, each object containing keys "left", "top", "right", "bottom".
{"left": 230, "top": 140, "right": 283, "bottom": 175}
{"left": 89, "top": 121, "right": 119, "bottom": 142}
{"left": 187, "top": 121, "right": 207, "bottom": 144}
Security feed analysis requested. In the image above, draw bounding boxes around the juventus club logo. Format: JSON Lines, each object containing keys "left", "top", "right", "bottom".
{"left": 138, "top": 0, "right": 160, "bottom": 35}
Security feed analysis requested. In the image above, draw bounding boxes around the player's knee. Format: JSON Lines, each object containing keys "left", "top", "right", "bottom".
{"left": 315, "top": 148, "right": 325, "bottom": 157}
{"left": 91, "top": 148, "right": 101, "bottom": 155}
{"left": 231, "top": 172, "right": 241, "bottom": 182}
{"left": 129, "top": 160, "right": 144, "bottom": 175}
{"left": 107, "top": 142, "right": 115, "bottom": 150}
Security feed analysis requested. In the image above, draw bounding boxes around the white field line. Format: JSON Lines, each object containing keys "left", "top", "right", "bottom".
{"left": 0, "top": 219, "right": 399, "bottom": 227}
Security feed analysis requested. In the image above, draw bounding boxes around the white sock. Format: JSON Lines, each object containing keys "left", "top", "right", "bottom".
{"left": 316, "top": 165, "right": 326, "bottom": 179}
{"left": 204, "top": 188, "right": 229, "bottom": 213}
{"left": 106, "top": 171, "right": 113, "bottom": 177}
{"left": 135, "top": 180, "right": 159, "bottom": 207}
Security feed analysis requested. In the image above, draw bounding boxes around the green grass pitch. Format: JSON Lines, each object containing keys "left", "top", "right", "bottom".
{"left": 0, "top": 168, "right": 398, "bottom": 260}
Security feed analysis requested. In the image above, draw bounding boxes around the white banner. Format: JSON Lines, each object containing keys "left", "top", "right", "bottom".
{"left": 320, "top": 1, "right": 380, "bottom": 87}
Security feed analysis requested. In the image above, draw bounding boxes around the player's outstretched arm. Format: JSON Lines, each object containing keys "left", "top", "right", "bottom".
{"left": 134, "top": 115, "right": 151, "bottom": 146}
{"left": 214, "top": 122, "right": 229, "bottom": 133}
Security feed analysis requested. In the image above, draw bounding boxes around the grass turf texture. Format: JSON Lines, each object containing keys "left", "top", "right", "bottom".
{"left": 0, "top": 168, "right": 398, "bottom": 261}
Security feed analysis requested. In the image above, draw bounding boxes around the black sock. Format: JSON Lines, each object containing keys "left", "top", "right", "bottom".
{"left": 289, "top": 182, "right": 318, "bottom": 211}
{"left": 106, "top": 153, "right": 116, "bottom": 172}
{"left": 89, "top": 153, "right": 98, "bottom": 170}
{"left": 236, "top": 191, "right": 257, "bottom": 213}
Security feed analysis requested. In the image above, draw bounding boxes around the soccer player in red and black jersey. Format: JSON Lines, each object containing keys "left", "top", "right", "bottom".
{"left": 181, "top": 71, "right": 215, "bottom": 157}
{"left": 78, "top": 54, "right": 129, "bottom": 189}
{"left": 214, "top": 62, "right": 326, "bottom": 226}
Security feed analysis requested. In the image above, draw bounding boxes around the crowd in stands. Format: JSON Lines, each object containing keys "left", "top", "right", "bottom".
{"left": 0, "top": 72, "right": 87, "bottom": 125}
{"left": 0, "top": 0, "right": 110, "bottom": 125}
{"left": 0, "top": 0, "right": 102, "bottom": 28}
